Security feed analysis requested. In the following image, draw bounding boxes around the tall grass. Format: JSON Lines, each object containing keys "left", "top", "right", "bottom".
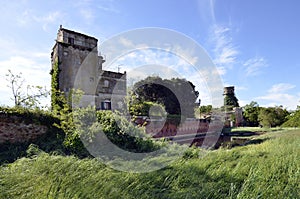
{"left": 0, "top": 130, "right": 299, "bottom": 198}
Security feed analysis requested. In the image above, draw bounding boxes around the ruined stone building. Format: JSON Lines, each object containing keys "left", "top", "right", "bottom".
{"left": 223, "top": 86, "right": 243, "bottom": 127}
{"left": 51, "top": 26, "right": 126, "bottom": 110}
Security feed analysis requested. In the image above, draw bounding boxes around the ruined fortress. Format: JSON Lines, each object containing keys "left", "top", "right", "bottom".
{"left": 51, "top": 26, "right": 126, "bottom": 110}
{"left": 50, "top": 26, "right": 243, "bottom": 132}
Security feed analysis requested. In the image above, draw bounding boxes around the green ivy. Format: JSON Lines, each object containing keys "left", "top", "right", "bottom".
{"left": 50, "top": 59, "right": 66, "bottom": 114}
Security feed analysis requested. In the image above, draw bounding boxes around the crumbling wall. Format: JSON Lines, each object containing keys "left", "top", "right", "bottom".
{"left": 0, "top": 115, "right": 48, "bottom": 143}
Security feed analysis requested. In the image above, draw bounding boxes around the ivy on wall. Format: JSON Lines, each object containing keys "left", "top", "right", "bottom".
{"left": 50, "top": 59, "right": 70, "bottom": 114}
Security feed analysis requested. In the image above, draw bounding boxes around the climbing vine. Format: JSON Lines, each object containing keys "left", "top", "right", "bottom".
{"left": 50, "top": 59, "right": 67, "bottom": 114}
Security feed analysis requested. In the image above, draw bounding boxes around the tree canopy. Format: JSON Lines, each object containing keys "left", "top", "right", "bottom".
{"left": 130, "top": 76, "right": 199, "bottom": 117}
{"left": 224, "top": 94, "right": 239, "bottom": 108}
{"left": 243, "top": 101, "right": 260, "bottom": 126}
{"left": 258, "top": 106, "right": 289, "bottom": 127}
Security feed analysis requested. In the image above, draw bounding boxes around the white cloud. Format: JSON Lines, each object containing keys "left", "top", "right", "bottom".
{"left": 255, "top": 83, "right": 298, "bottom": 110}
{"left": 17, "top": 10, "right": 63, "bottom": 31}
{"left": 97, "top": 5, "right": 120, "bottom": 14}
{"left": 216, "top": 66, "right": 226, "bottom": 76}
{"left": 33, "top": 11, "right": 61, "bottom": 23}
{"left": 79, "top": 8, "right": 95, "bottom": 22}
{"left": 238, "top": 99, "right": 250, "bottom": 107}
{"left": 268, "top": 83, "right": 295, "bottom": 93}
{"left": 243, "top": 57, "right": 268, "bottom": 76}
{"left": 210, "top": 25, "right": 238, "bottom": 75}
{"left": 119, "top": 37, "right": 135, "bottom": 48}
{"left": 0, "top": 54, "right": 51, "bottom": 106}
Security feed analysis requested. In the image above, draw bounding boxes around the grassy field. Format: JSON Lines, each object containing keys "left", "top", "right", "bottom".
{"left": 0, "top": 129, "right": 299, "bottom": 198}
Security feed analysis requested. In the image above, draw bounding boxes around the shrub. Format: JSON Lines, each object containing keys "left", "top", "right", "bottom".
{"left": 72, "top": 107, "right": 161, "bottom": 154}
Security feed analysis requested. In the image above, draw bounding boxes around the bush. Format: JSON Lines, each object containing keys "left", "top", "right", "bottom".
{"left": 72, "top": 107, "right": 161, "bottom": 154}
{"left": 282, "top": 108, "right": 300, "bottom": 127}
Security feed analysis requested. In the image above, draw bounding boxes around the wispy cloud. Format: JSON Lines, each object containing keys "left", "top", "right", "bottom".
{"left": 197, "top": 0, "right": 216, "bottom": 24}
{"left": 97, "top": 5, "right": 120, "bottom": 14}
{"left": 255, "top": 83, "right": 298, "bottom": 110}
{"left": 17, "top": 10, "right": 63, "bottom": 31}
{"left": 210, "top": 25, "right": 239, "bottom": 75}
{"left": 74, "top": 0, "right": 120, "bottom": 24}
{"left": 79, "top": 8, "right": 96, "bottom": 22}
{"left": 268, "top": 83, "right": 295, "bottom": 93}
{"left": 209, "top": 0, "right": 216, "bottom": 23}
{"left": 235, "top": 86, "right": 248, "bottom": 91}
{"left": 243, "top": 56, "right": 268, "bottom": 76}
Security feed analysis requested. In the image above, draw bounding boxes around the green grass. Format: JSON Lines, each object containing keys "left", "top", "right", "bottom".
{"left": 231, "top": 126, "right": 292, "bottom": 133}
{"left": 0, "top": 129, "right": 299, "bottom": 198}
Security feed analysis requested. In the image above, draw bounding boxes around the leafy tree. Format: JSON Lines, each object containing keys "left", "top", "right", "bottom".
{"left": 5, "top": 69, "right": 49, "bottom": 108}
{"left": 243, "top": 101, "right": 260, "bottom": 126}
{"left": 195, "top": 105, "right": 212, "bottom": 118}
{"left": 199, "top": 105, "right": 212, "bottom": 114}
{"left": 131, "top": 76, "right": 199, "bottom": 117}
{"left": 129, "top": 101, "right": 166, "bottom": 117}
{"left": 224, "top": 95, "right": 239, "bottom": 108}
{"left": 282, "top": 106, "right": 300, "bottom": 127}
{"left": 258, "top": 106, "right": 289, "bottom": 127}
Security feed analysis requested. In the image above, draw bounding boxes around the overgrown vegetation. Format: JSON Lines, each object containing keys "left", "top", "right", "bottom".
{"left": 224, "top": 90, "right": 239, "bottom": 108}
{"left": 0, "top": 106, "right": 65, "bottom": 164}
{"left": 0, "top": 104, "right": 164, "bottom": 162}
{"left": 242, "top": 101, "right": 290, "bottom": 127}
{"left": 130, "top": 76, "right": 199, "bottom": 117}
{"left": 1, "top": 129, "right": 299, "bottom": 198}
{"left": 258, "top": 106, "right": 289, "bottom": 127}
{"left": 282, "top": 106, "right": 300, "bottom": 127}
{"left": 73, "top": 107, "right": 162, "bottom": 154}
{"left": 129, "top": 100, "right": 166, "bottom": 117}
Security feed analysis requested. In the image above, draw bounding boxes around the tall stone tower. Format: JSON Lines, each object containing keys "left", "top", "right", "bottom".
{"left": 51, "top": 26, "right": 126, "bottom": 110}
{"left": 223, "top": 86, "right": 239, "bottom": 108}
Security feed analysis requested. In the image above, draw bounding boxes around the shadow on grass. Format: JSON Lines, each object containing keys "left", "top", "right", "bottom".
{"left": 229, "top": 131, "right": 257, "bottom": 137}
{"left": 243, "top": 138, "right": 270, "bottom": 146}
{"left": 221, "top": 136, "right": 270, "bottom": 149}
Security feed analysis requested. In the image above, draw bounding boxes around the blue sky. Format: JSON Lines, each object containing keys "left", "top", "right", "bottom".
{"left": 0, "top": 0, "right": 300, "bottom": 109}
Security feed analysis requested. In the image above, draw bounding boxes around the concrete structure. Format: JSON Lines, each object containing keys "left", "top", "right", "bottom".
{"left": 51, "top": 26, "right": 126, "bottom": 110}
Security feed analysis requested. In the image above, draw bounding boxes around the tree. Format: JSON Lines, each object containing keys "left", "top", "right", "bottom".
{"left": 129, "top": 101, "right": 166, "bottom": 117}
{"left": 195, "top": 105, "right": 212, "bottom": 118}
{"left": 224, "top": 95, "right": 239, "bottom": 108}
{"left": 131, "top": 76, "right": 199, "bottom": 117}
{"left": 243, "top": 101, "right": 260, "bottom": 126}
{"left": 258, "top": 106, "right": 289, "bottom": 127}
{"left": 5, "top": 69, "right": 49, "bottom": 108}
{"left": 199, "top": 105, "right": 212, "bottom": 114}
{"left": 282, "top": 106, "right": 300, "bottom": 127}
